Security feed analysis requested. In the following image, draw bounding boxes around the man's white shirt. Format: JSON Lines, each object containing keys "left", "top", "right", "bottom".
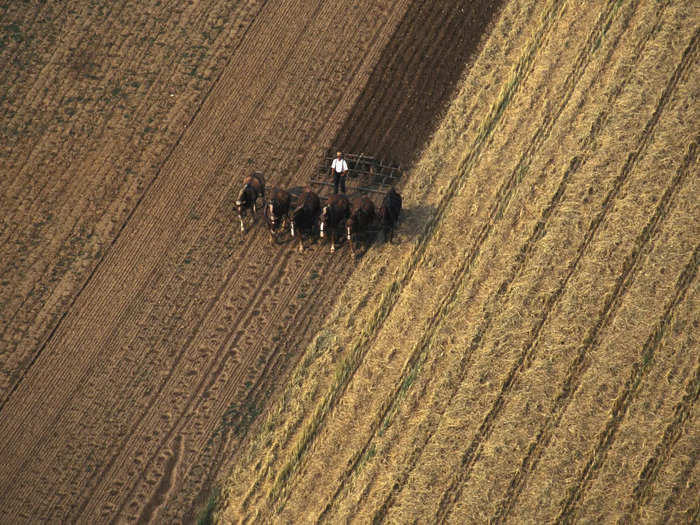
{"left": 332, "top": 158, "right": 348, "bottom": 173}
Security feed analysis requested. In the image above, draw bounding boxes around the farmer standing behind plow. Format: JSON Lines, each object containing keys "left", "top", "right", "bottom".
{"left": 330, "top": 151, "right": 349, "bottom": 194}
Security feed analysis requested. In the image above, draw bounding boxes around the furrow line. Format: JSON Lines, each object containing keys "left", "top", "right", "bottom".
{"left": 119, "top": 241, "right": 343, "bottom": 522}
{"left": 1, "top": 0, "right": 133, "bottom": 203}
{"left": 0, "top": 0, "right": 270, "bottom": 415}
{"left": 492, "top": 133, "right": 698, "bottom": 525}
{"left": 35, "top": 223, "right": 272, "bottom": 520}
{"left": 621, "top": 359, "right": 700, "bottom": 524}
{"left": 1, "top": 0, "right": 255, "bottom": 267}
{"left": 556, "top": 243, "right": 700, "bottom": 524}
{"left": 660, "top": 449, "right": 699, "bottom": 523}
{"left": 434, "top": 22, "right": 699, "bottom": 524}
{"left": 2, "top": 0, "right": 217, "bottom": 237}
{"left": 364, "top": 3, "right": 470, "bottom": 157}
{"left": 86, "top": 239, "right": 293, "bottom": 522}
{"left": 198, "top": 247, "right": 350, "bottom": 498}
{"left": 0, "top": 1, "right": 207, "bottom": 351}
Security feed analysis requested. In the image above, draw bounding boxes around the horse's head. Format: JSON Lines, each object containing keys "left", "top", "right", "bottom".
{"left": 236, "top": 184, "right": 252, "bottom": 216}
{"left": 346, "top": 216, "right": 355, "bottom": 241}
{"left": 320, "top": 205, "right": 331, "bottom": 238}
{"left": 268, "top": 201, "right": 281, "bottom": 230}
{"left": 290, "top": 206, "right": 304, "bottom": 237}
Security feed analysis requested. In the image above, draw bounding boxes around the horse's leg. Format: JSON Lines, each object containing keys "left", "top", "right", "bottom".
{"left": 239, "top": 213, "right": 245, "bottom": 233}
{"left": 330, "top": 230, "right": 336, "bottom": 253}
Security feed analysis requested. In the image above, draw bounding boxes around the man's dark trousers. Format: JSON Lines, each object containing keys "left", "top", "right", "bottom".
{"left": 333, "top": 172, "right": 346, "bottom": 194}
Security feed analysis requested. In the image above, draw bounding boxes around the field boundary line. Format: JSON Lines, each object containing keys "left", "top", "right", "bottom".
{"left": 556, "top": 242, "right": 700, "bottom": 524}
{"left": 434, "top": 12, "right": 697, "bottom": 525}
{"left": 0, "top": 0, "right": 272, "bottom": 417}
{"left": 246, "top": 0, "right": 568, "bottom": 514}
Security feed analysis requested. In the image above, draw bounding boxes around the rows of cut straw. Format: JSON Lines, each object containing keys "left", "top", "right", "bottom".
{"left": 321, "top": 0, "right": 630, "bottom": 522}
{"left": 638, "top": 388, "right": 700, "bottom": 524}
{"left": 365, "top": 1, "right": 690, "bottom": 522}
{"left": 219, "top": 0, "right": 699, "bottom": 522}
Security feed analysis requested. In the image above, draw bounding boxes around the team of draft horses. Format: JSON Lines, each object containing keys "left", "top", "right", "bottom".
{"left": 234, "top": 171, "right": 402, "bottom": 256}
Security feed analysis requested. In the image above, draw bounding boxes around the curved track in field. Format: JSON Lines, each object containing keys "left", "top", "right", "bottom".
{"left": 0, "top": 0, "right": 499, "bottom": 522}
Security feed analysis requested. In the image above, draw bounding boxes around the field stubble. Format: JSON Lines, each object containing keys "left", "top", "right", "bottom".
{"left": 220, "top": 0, "right": 700, "bottom": 523}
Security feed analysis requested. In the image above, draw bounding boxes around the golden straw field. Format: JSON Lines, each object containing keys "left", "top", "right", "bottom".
{"left": 219, "top": 0, "right": 699, "bottom": 523}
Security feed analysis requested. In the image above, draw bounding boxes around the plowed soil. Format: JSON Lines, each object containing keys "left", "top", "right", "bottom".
{"left": 0, "top": 0, "right": 500, "bottom": 522}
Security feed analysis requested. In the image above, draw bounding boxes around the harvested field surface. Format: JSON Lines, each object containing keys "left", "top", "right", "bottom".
{"left": 0, "top": 0, "right": 501, "bottom": 523}
{"left": 219, "top": 0, "right": 700, "bottom": 523}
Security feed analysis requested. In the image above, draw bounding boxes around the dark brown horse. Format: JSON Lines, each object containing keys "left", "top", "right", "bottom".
{"left": 346, "top": 196, "right": 376, "bottom": 257}
{"left": 235, "top": 172, "right": 265, "bottom": 233}
{"left": 319, "top": 193, "right": 350, "bottom": 253}
{"left": 290, "top": 188, "right": 321, "bottom": 253}
{"left": 264, "top": 187, "right": 291, "bottom": 243}
{"left": 378, "top": 187, "right": 402, "bottom": 243}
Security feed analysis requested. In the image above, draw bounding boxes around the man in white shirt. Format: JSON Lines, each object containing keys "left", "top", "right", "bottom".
{"left": 330, "top": 151, "right": 349, "bottom": 194}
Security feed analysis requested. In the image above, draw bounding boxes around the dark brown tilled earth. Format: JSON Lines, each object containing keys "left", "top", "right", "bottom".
{"left": 0, "top": 0, "right": 501, "bottom": 522}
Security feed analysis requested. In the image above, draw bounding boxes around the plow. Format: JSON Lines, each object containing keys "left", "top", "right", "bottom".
{"left": 309, "top": 152, "right": 402, "bottom": 198}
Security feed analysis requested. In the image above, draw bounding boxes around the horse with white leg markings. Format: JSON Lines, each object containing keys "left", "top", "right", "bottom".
{"left": 346, "top": 196, "right": 375, "bottom": 258}
{"left": 235, "top": 172, "right": 265, "bottom": 233}
{"left": 264, "top": 187, "right": 291, "bottom": 243}
{"left": 290, "top": 188, "right": 321, "bottom": 253}
{"left": 319, "top": 193, "right": 350, "bottom": 253}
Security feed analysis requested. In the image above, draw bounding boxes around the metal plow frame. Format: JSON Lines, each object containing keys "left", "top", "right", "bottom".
{"left": 310, "top": 153, "right": 401, "bottom": 197}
